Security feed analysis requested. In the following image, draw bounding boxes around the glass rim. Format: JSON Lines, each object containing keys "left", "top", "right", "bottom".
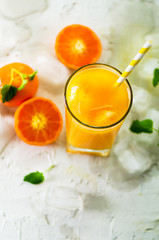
{"left": 64, "top": 63, "right": 133, "bottom": 129}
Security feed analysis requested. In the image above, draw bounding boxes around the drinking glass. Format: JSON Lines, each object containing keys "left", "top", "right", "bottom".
{"left": 64, "top": 63, "right": 133, "bottom": 157}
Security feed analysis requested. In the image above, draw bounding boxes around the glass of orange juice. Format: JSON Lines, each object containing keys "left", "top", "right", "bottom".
{"left": 64, "top": 63, "right": 133, "bottom": 157}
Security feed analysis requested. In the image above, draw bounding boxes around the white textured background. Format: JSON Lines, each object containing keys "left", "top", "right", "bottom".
{"left": 0, "top": 0, "right": 159, "bottom": 239}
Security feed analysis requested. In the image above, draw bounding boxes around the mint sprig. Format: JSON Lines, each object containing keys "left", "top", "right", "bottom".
{"left": 28, "top": 70, "right": 38, "bottom": 81}
{"left": 130, "top": 119, "right": 159, "bottom": 146}
{"left": 130, "top": 119, "right": 153, "bottom": 134}
{"left": 23, "top": 165, "right": 55, "bottom": 185}
{"left": 24, "top": 171, "right": 44, "bottom": 184}
{"left": 1, "top": 84, "right": 17, "bottom": 103}
{"left": 152, "top": 68, "right": 159, "bottom": 87}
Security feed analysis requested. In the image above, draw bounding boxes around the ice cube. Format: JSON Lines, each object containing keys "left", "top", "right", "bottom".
{"left": 21, "top": 43, "right": 70, "bottom": 92}
{"left": 132, "top": 85, "right": 151, "bottom": 115}
{"left": 142, "top": 58, "right": 159, "bottom": 77}
{"left": 136, "top": 57, "right": 159, "bottom": 89}
{"left": 131, "top": 130, "right": 156, "bottom": 146}
{"left": 68, "top": 86, "right": 79, "bottom": 101}
{"left": 145, "top": 109, "right": 159, "bottom": 129}
{"left": 114, "top": 137, "right": 152, "bottom": 176}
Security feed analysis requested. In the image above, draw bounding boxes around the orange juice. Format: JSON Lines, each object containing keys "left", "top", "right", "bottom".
{"left": 65, "top": 64, "right": 132, "bottom": 156}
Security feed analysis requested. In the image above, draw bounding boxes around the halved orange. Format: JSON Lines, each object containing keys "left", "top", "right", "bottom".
{"left": 55, "top": 24, "right": 102, "bottom": 69}
{"left": 14, "top": 97, "right": 63, "bottom": 146}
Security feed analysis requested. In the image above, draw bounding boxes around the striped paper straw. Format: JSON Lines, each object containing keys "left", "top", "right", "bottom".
{"left": 115, "top": 40, "right": 152, "bottom": 86}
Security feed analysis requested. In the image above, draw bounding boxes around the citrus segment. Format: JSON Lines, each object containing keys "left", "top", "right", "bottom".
{"left": 88, "top": 105, "right": 119, "bottom": 127}
{"left": 14, "top": 97, "right": 63, "bottom": 146}
{"left": 55, "top": 24, "right": 102, "bottom": 69}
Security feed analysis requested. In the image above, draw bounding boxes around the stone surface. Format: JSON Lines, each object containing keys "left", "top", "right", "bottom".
{"left": 0, "top": 0, "right": 159, "bottom": 239}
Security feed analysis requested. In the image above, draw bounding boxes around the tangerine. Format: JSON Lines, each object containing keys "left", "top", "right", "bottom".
{"left": 14, "top": 97, "right": 63, "bottom": 146}
{"left": 55, "top": 24, "right": 102, "bottom": 69}
{"left": 0, "top": 62, "right": 39, "bottom": 107}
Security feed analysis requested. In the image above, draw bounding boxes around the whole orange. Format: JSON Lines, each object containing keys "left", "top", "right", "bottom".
{"left": 0, "top": 62, "right": 39, "bottom": 107}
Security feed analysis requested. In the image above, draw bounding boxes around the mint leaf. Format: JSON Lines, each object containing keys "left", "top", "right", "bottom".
{"left": 152, "top": 68, "right": 159, "bottom": 87}
{"left": 23, "top": 171, "right": 44, "bottom": 184}
{"left": 28, "top": 70, "right": 38, "bottom": 81}
{"left": 130, "top": 119, "right": 153, "bottom": 134}
{"left": 23, "top": 165, "right": 55, "bottom": 185}
{"left": 1, "top": 84, "right": 17, "bottom": 103}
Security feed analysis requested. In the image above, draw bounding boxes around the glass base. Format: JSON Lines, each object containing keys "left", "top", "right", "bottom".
{"left": 66, "top": 144, "right": 110, "bottom": 157}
